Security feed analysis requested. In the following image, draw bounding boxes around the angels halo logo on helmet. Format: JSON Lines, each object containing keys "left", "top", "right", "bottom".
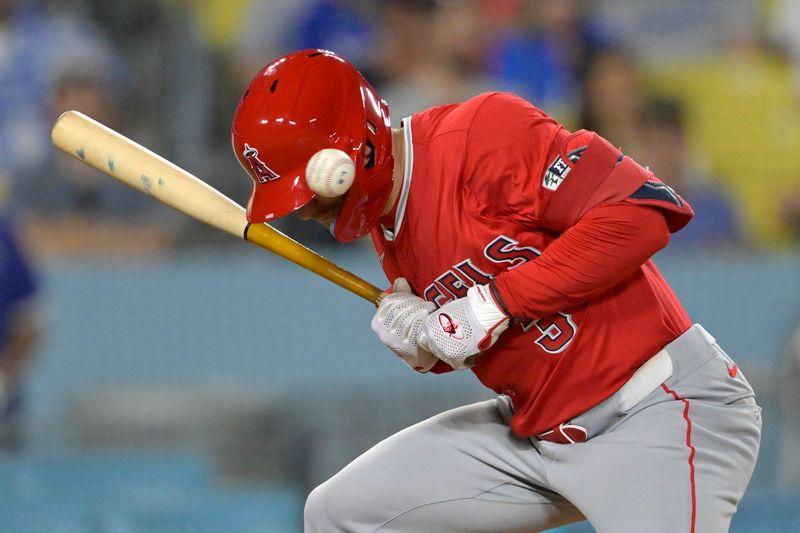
{"left": 242, "top": 143, "right": 279, "bottom": 183}
{"left": 231, "top": 49, "right": 395, "bottom": 242}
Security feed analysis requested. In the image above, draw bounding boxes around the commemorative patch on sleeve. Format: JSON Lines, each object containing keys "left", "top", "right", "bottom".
{"left": 542, "top": 155, "right": 571, "bottom": 191}
{"left": 542, "top": 146, "right": 587, "bottom": 191}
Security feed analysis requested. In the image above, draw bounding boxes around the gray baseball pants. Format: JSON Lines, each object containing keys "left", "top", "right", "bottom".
{"left": 304, "top": 324, "right": 762, "bottom": 532}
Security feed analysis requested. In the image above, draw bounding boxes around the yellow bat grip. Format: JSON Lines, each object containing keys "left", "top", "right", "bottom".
{"left": 244, "top": 223, "right": 384, "bottom": 305}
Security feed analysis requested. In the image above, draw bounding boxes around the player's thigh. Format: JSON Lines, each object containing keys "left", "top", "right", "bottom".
{"left": 682, "top": 395, "right": 761, "bottom": 532}
{"left": 304, "top": 398, "right": 583, "bottom": 533}
{"left": 548, "top": 391, "right": 761, "bottom": 533}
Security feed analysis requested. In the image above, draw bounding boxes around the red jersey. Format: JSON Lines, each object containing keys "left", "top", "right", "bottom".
{"left": 371, "top": 93, "right": 694, "bottom": 437}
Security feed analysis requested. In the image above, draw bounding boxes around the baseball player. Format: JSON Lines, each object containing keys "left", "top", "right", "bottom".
{"left": 231, "top": 50, "right": 762, "bottom": 533}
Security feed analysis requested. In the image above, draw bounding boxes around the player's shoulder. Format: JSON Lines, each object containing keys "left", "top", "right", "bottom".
{"left": 415, "top": 91, "right": 548, "bottom": 120}
{"left": 409, "top": 92, "right": 552, "bottom": 141}
{"left": 470, "top": 91, "right": 542, "bottom": 111}
{"left": 456, "top": 91, "right": 544, "bottom": 113}
{"left": 468, "top": 92, "right": 560, "bottom": 133}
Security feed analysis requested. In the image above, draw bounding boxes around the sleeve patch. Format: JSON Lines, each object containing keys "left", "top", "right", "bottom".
{"left": 542, "top": 155, "right": 573, "bottom": 191}
{"left": 542, "top": 146, "right": 589, "bottom": 192}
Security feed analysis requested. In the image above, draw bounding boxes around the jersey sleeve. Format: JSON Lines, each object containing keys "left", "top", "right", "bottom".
{"left": 539, "top": 131, "right": 694, "bottom": 233}
{"left": 492, "top": 202, "right": 672, "bottom": 319}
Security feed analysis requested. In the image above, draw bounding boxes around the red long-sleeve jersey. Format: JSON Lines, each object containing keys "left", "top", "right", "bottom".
{"left": 371, "top": 92, "right": 694, "bottom": 437}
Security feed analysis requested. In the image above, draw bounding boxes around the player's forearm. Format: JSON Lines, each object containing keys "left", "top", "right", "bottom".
{"left": 493, "top": 203, "right": 670, "bottom": 319}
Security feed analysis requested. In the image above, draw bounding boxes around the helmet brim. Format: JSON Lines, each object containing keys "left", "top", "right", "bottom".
{"left": 245, "top": 168, "right": 314, "bottom": 224}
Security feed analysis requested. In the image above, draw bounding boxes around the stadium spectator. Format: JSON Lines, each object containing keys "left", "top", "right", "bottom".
{"left": 0, "top": 180, "right": 39, "bottom": 451}
{"left": 767, "top": 0, "right": 800, "bottom": 243}
{"left": 231, "top": 0, "right": 314, "bottom": 86}
{"left": 644, "top": 20, "right": 800, "bottom": 247}
{"left": 0, "top": 0, "right": 122, "bottom": 183}
{"left": 83, "top": 0, "right": 217, "bottom": 194}
{"left": 287, "top": 0, "right": 380, "bottom": 80}
{"left": 0, "top": 0, "right": 176, "bottom": 257}
{"left": 484, "top": 0, "right": 611, "bottom": 127}
{"left": 639, "top": 97, "right": 747, "bottom": 249}
{"left": 16, "top": 66, "right": 177, "bottom": 257}
{"left": 377, "top": 0, "right": 493, "bottom": 124}
{"left": 579, "top": 46, "right": 647, "bottom": 158}
{"left": 234, "top": 0, "right": 379, "bottom": 86}
{"left": 371, "top": 0, "right": 437, "bottom": 94}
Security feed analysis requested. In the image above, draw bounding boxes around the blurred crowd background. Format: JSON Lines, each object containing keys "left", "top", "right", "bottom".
{"left": 1, "top": 0, "right": 800, "bottom": 531}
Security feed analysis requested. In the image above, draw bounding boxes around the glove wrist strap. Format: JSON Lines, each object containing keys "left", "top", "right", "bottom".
{"left": 467, "top": 284, "right": 508, "bottom": 329}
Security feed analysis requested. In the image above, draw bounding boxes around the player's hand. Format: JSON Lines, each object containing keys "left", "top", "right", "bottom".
{"left": 370, "top": 278, "right": 439, "bottom": 372}
{"left": 423, "top": 284, "right": 509, "bottom": 369}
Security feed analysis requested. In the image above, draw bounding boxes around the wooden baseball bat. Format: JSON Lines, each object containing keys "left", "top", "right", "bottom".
{"left": 51, "top": 110, "right": 384, "bottom": 304}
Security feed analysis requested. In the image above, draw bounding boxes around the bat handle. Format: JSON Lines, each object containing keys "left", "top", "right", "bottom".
{"left": 244, "top": 223, "right": 385, "bottom": 305}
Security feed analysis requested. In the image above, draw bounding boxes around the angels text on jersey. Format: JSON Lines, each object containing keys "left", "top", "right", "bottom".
{"left": 423, "top": 235, "right": 578, "bottom": 354}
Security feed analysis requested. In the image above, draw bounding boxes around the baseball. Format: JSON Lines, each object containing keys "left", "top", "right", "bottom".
{"left": 305, "top": 148, "right": 356, "bottom": 198}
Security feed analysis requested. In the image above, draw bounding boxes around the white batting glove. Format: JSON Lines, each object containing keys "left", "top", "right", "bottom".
{"left": 371, "top": 278, "right": 439, "bottom": 372}
{"left": 423, "top": 284, "right": 509, "bottom": 369}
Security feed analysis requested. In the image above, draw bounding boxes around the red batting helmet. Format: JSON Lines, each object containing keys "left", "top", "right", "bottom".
{"left": 231, "top": 49, "right": 394, "bottom": 242}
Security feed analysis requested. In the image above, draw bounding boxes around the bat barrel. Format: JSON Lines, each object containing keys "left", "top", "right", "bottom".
{"left": 51, "top": 110, "right": 247, "bottom": 238}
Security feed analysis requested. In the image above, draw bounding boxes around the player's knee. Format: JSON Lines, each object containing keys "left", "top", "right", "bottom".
{"left": 304, "top": 479, "right": 347, "bottom": 531}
